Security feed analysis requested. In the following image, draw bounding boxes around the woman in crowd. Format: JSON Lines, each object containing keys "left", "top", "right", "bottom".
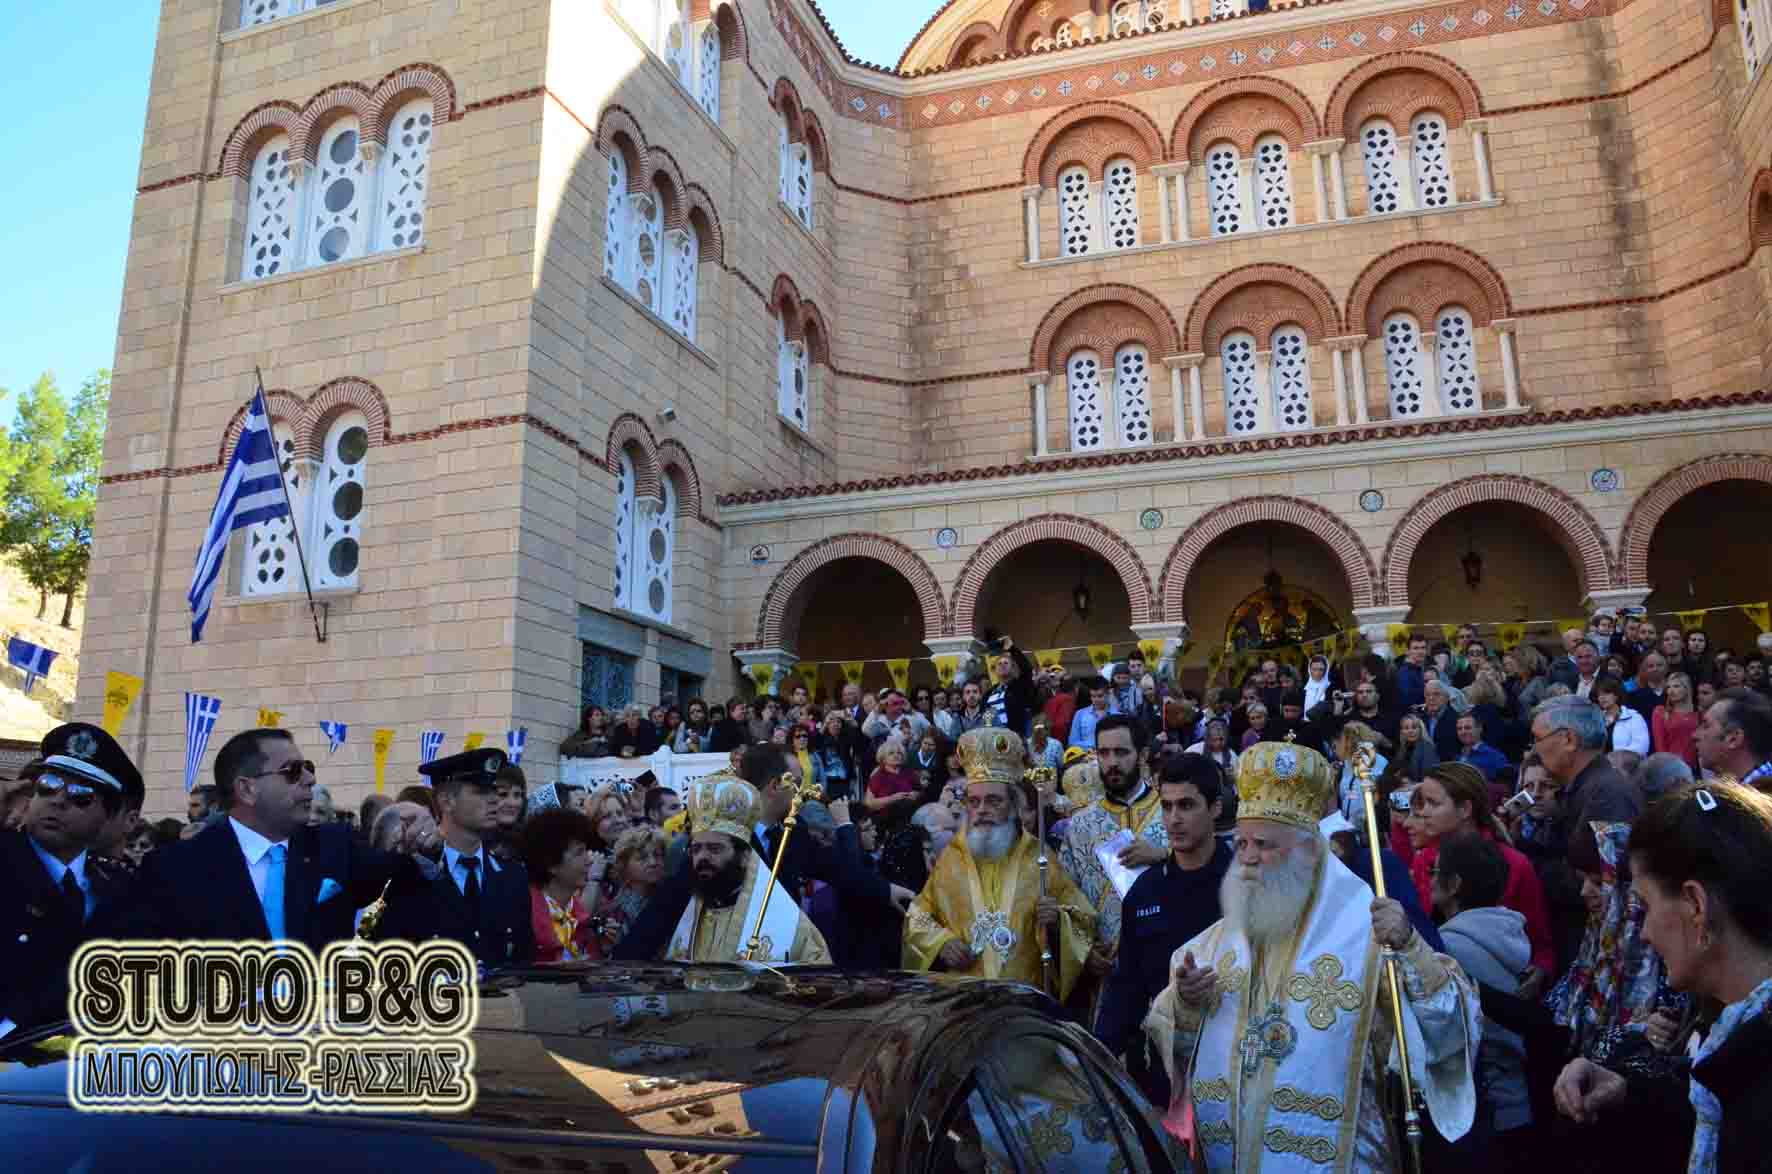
{"left": 1602, "top": 654, "right": 1631, "bottom": 684}
{"left": 593, "top": 824, "right": 668, "bottom": 952}
{"left": 813, "top": 710, "right": 856, "bottom": 801}
{"left": 1653, "top": 671, "right": 1701, "bottom": 767}
{"left": 608, "top": 704, "right": 661, "bottom": 759}
{"left": 673, "top": 698, "right": 713, "bottom": 753}
{"left": 559, "top": 705, "right": 610, "bottom": 758}
{"left": 586, "top": 783, "right": 638, "bottom": 852}
{"left": 1302, "top": 654, "right": 1333, "bottom": 712}
{"left": 1503, "top": 644, "right": 1551, "bottom": 718}
{"left": 1684, "top": 629, "right": 1712, "bottom": 683}
{"left": 865, "top": 734, "right": 922, "bottom": 827}
{"left": 1185, "top": 718, "right": 1239, "bottom": 778}
{"left": 1239, "top": 701, "right": 1270, "bottom": 750}
{"left": 1467, "top": 670, "right": 1524, "bottom": 760}
{"left": 911, "top": 686, "right": 934, "bottom": 724}
{"left": 1506, "top": 750, "right": 1586, "bottom": 973}
{"left": 787, "top": 722, "right": 823, "bottom": 794}
{"left": 1394, "top": 711, "right": 1440, "bottom": 783}
{"left": 524, "top": 807, "right": 599, "bottom": 962}
{"left": 1594, "top": 676, "right": 1651, "bottom": 756}
{"left": 1407, "top": 763, "right": 1556, "bottom": 989}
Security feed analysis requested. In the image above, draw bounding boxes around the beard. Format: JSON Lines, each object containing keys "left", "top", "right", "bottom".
{"left": 1100, "top": 761, "right": 1139, "bottom": 800}
{"left": 691, "top": 851, "right": 748, "bottom": 907}
{"left": 1221, "top": 837, "right": 1320, "bottom": 945}
{"left": 966, "top": 820, "right": 1019, "bottom": 861}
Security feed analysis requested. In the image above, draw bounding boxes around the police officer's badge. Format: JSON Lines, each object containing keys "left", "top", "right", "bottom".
{"left": 69, "top": 731, "right": 99, "bottom": 761}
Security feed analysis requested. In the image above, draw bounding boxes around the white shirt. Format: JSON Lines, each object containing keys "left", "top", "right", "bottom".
{"left": 28, "top": 837, "right": 94, "bottom": 920}
{"left": 1577, "top": 674, "right": 1596, "bottom": 699}
{"left": 229, "top": 817, "right": 290, "bottom": 904}
{"left": 442, "top": 841, "right": 497, "bottom": 895}
{"left": 1304, "top": 676, "right": 1331, "bottom": 712}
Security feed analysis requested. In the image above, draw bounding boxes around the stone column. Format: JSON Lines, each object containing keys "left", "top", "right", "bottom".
{"left": 1173, "top": 161, "right": 1193, "bottom": 241}
{"left": 1467, "top": 118, "right": 1495, "bottom": 202}
{"left": 1348, "top": 335, "right": 1371, "bottom": 424}
{"left": 1152, "top": 162, "right": 1188, "bottom": 245}
{"left": 1420, "top": 331, "right": 1443, "bottom": 417}
{"left": 1030, "top": 371, "right": 1051, "bottom": 456}
{"left": 1328, "top": 341, "right": 1351, "bottom": 427}
{"left": 1237, "top": 156, "right": 1257, "bottom": 234}
{"left": 1304, "top": 139, "right": 1346, "bottom": 224}
{"left": 733, "top": 648, "right": 800, "bottom": 697}
{"left": 1582, "top": 588, "right": 1651, "bottom": 618}
{"left": 1021, "top": 185, "right": 1043, "bottom": 263}
{"left": 924, "top": 637, "right": 987, "bottom": 687}
{"left": 1254, "top": 348, "right": 1275, "bottom": 434}
{"left": 1493, "top": 318, "right": 1521, "bottom": 409}
{"left": 1131, "top": 622, "right": 1190, "bottom": 683}
{"left": 1181, "top": 353, "right": 1207, "bottom": 440}
{"left": 1162, "top": 354, "right": 1188, "bottom": 442}
{"left": 1354, "top": 606, "right": 1413, "bottom": 660}
{"left": 1327, "top": 142, "right": 1349, "bottom": 220}
{"left": 1396, "top": 135, "right": 1419, "bottom": 213}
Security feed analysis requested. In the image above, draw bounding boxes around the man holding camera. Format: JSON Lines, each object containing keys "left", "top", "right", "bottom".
{"left": 983, "top": 634, "right": 1039, "bottom": 736}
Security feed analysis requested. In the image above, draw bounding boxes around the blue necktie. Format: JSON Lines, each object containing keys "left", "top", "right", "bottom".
{"left": 263, "top": 843, "right": 288, "bottom": 941}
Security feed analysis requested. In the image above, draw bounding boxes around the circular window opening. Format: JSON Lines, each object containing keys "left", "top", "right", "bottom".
{"left": 649, "top": 530, "right": 668, "bottom": 562}
{"left": 329, "top": 539, "right": 360, "bottom": 578}
{"left": 330, "top": 130, "right": 358, "bottom": 165}
{"left": 648, "top": 580, "right": 666, "bottom": 614}
{"left": 317, "top": 227, "right": 351, "bottom": 262}
{"left": 324, "top": 178, "right": 356, "bottom": 213}
{"left": 336, "top": 426, "right": 369, "bottom": 464}
{"left": 332, "top": 482, "right": 363, "bottom": 521}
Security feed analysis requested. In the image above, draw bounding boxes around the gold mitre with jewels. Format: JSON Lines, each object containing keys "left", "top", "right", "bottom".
{"left": 957, "top": 726, "right": 1030, "bottom": 787}
{"left": 687, "top": 771, "right": 759, "bottom": 841}
{"left": 1236, "top": 741, "right": 1334, "bottom": 831}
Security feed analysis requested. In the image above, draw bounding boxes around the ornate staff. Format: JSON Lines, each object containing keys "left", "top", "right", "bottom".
{"left": 1027, "top": 765, "right": 1058, "bottom": 998}
{"left": 355, "top": 877, "right": 394, "bottom": 941}
{"left": 1354, "top": 742, "right": 1424, "bottom": 1174}
{"left": 739, "top": 774, "right": 821, "bottom": 963}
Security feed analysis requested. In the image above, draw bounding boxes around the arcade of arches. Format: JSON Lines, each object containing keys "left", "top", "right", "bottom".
{"left": 1643, "top": 481, "right": 1772, "bottom": 655}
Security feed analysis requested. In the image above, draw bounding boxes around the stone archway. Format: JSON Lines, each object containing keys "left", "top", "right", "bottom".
{"left": 950, "top": 514, "right": 1155, "bottom": 637}
{"left": 1619, "top": 454, "right": 1772, "bottom": 588}
{"left": 1160, "top": 496, "right": 1380, "bottom": 626}
{"left": 755, "top": 533, "right": 949, "bottom": 649}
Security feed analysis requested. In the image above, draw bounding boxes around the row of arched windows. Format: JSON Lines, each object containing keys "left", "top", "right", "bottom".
{"left": 242, "top": 411, "right": 370, "bottom": 597}
{"left": 615, "top": 0, "right": 724, "bottom": 124}
{"left": 603, "top": 149, "right": 702, "bottom": 343}
{"left": 613, "top": 453, "right": 677, "bottom": 624}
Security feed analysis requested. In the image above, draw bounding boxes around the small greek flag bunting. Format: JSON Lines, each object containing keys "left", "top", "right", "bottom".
{"left": 184, "top": 693, "right": 223, "bottom": 794}
{"left": 506, "top": 728, "right": 527, "bottom": 766}
{"left": 6, "top": 637, "right": 57, "bottom": 693}
{"left": 420, "top": 730, "right": 445, "bottom": 766}
{"left": 320, "top": 721, "right": 347, "bottom": 755}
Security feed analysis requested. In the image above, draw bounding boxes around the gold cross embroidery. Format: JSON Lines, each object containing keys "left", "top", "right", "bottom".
{"left": 1215, "top": 950, "right": 1248, "bottom": 1000}
{"left": 1287, "top": 955, "right": 1362, "bottom": 1030}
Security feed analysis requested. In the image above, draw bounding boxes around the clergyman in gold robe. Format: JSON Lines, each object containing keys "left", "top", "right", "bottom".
{"left": 904, "top": 728, "right": 1096, "bottom": 999}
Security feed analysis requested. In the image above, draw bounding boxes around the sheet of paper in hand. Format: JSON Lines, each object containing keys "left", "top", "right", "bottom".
{"left": 1094, "top": 829, "right": 1150, "bottom": 899}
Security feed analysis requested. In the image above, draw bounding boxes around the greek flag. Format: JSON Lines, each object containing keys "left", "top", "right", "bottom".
{"left": 506, "top": 728, "right": 527, "bottom": 766}
{"left": 420, "top": 730, "right": 444, "bottom": 766}
{"left": 320, "top": 721, "right": 347, "bottom": 755}
{"left": 188, "top": 384, "right": 291, "bottom": 643}
{"left": 184, "top": 693, "right": 223, "bottom": 793}
{"left": 6, "top": 637, "right": 56, "bottom": 693}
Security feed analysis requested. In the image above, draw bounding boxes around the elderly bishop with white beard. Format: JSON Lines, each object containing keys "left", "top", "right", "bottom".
{"left": 1143, "top": 742, "right": 1480, "bottom": 1174}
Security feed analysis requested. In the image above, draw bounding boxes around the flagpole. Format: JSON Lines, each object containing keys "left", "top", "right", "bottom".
{"left": 256, "top": 367, "right": 327, "bottom": 644}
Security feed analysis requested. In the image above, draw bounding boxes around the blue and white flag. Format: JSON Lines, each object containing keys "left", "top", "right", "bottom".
{"left": 6, "top": 637, "right": 57, "bottom": 693}
{"left": 185, "top": 693, "right": 223, "bottom": 793}
{"left": 506, "top": 728, "right": 527, "bottom": 766}
{"left": 320, "top": 721, "right": 347, "bottom": 755}
{"left": 420, "top": 730, "right": 445, "bottom": 766}
{"left": 188, "top": 383, "right": 292, "bottom": 643}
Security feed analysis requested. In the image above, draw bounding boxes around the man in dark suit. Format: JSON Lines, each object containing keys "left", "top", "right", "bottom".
{"left": 1, "top": 725, "right": 140, "bottom": 1036}
{"left": 113, "top": 728, "right": 411, "bottom": 949}
{"left": 376, "top": 748, "right": 533, "bottom": 969}
{"left": 1423, "top": 680, "right": 1464, "bottom": 763}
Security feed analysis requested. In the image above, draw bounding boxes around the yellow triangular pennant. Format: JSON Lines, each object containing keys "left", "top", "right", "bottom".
{"left": 1741, "top": 603, "right": 1771, "bottom": 633}
{"left": 1136, "top": 639, "right": 1165, "bottom": 669}
{"left": 1034, "top": 649, "right": 1065, "bottom": 673}
{"left": 464, "top": 732, "right": 486, "bottom": 750}
{"left": 257, "top": 707, "right": 284, "bottom": 729}
{"left": 1387, "top": 624, "right": 1413, "bottom": 650}
{"left": 101, "top": 671, "right": 144, "bottom": 736}
{"left": 1676, "top": 610, "right": 1707, "bottom": 634}
{"left": 1497, "top": 623, "right": 1526, "bottom": 651}
{"left": 749, "top": 664, "right": 776, "bottom": 693}
{"left": 1087, "top": 644, "right": 1115, "bottom": 673}
{"left": 840, "top": 661, "right": 866, "bottom": 688}
{"left": 885, "top": 659, "right": 911, "bottom": 693}
{"left": 933, "top": 655, "right": 959, "bottom": 684}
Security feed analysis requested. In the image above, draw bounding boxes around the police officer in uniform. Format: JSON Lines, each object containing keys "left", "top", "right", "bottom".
{"left": 0, "top": 724, "right": 140, "bottom": 1037}
{"left": 377, "top": 748, "right": 533, "bottom": 969}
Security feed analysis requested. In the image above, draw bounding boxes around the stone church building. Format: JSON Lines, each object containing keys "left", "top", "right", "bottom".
{"left": 85, "top": 0, "right": 1772, "bottom": 808}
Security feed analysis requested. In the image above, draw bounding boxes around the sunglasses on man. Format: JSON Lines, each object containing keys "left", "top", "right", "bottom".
{"left": 35, "top": 773, "right": 101, "bottom": 808}
{"left": 242, "top": 760, "right": 317, "bottom": 785}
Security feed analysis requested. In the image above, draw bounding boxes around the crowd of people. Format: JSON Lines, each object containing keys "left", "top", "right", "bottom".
{"left": 3, "top": 612, "right": 1772, "bottom": 1172}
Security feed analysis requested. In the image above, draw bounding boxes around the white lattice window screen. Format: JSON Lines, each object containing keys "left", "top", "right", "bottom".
{"left": 663, "top": 0, "right": 692, "bottom": 87}
{"left": 242, "top": 422, "right": 302, "bottom": 597}
{"left": 1412, "top": 113, "right": 1453, "bottom": 208}
{"left": 1115, "top": 345, "right": 1153, "bottom": 447}
{"left": 1056, "top": 23, "right": 1075, "bottom": 46}
{"left": 1383, "top": 314, "right": 1429, "bottom": 417}
{"left": 1112, "top": 2, "right": 1139, "bottom": 35}
{"left": 306, "top": 119, "right": 369, "bottom": 267}
{"left": 629, "top": 186, "right": 664, "bottom": 313}
{"left": 1254, "top": 136, "right": 1293, "bottom": 230}
{"left": 1211, "top": 0, "right": 1238, "bottom": 16}
{"left": 613, "top": 452, "right": 637, "bottom": 610}
{"left": 1221, "top": 332, "right": 1261, "bottom": 435}
{"left": 1103, "top": 159, "right": 1139, "bottom": 250}
{"left": 697, "top": 23, "right": 722, "bottom": 121}
{"left": 242, "top": 137, "right": 297, "bottom": 281}
{"left": 1067, "top": 351, "right": 1108, "bottom": 451}
{"left": 1740, "top": 0, "right": 1766, "bottom": 74}
{"left": 778, "top": 120, "right": 793, "bottom": 207}
{"left": 1436, "top": 307, "right": 1481, "bottom": 414}
{"left": 1206, "top": 146, "right": 1243, "bottom": 237}
{"left": 791, "top": 144, "right": 814, "bottom": 228}
{"left": 777, "top": 318, "right": 809, "bottom": 429}
{"left": 664, "top": 224, "right": 698, "bottom": 341}
{"left": 377, "top": 100, "right": 432, "bottom": 251}
{"left": 635, "top": 479, "right": 675, "bottom": 624}
{"left": 1270, "top": 326, "right": 1312, "bottom": 431}
{"left": 311, "top": 412, "right": 367, "bottom": 591}
{"left": 1058, "top": 167, "right": 1098, "bottom": 256}
{"left": 1361, "top": 120, "right": 1401, "bottom": 216}
{"left": 241, "top": 0, "right": 292, "bottom": 26}
{"left": 604, "top": 150, "right": 630, "bottom": 280}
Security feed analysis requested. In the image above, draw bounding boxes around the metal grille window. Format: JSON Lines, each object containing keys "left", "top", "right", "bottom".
{"left": 1067, "top": 350, "right": 1108, "bottom": 451}
{"left": 583, "top": 643, "right": 636, "bottom": 714}
{"left": 1206, "top": 145, "right": 1243, "bottom": 237}
{"left": 1270, "top": 326, "right": 1312, "bottom": 431}
{"left": 1383, "top": 313, "right": 1429, "bottom": 417}
{"left": 1411, "top": 113, "right": 1453, "bottom": 209}
{"left": 1361, "top": 119, "right": 1401, "bottom": 216}
{"left": 1436, "top": 307, "right": 1481, "bottom": 413}
{"left": 1221, "top": 332, "right": 1261, "bottom": 434}
{"left": 1254, "top": 135, "right": 1293, "bottom": 230}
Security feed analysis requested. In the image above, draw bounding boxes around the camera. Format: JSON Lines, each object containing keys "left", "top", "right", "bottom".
{"left": 1501, "top": 790, "right": 1534, "bottom": 816}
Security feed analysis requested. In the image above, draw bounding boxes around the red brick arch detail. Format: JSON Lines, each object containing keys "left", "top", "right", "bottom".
{"left": 770, "top": 274, "right": 806, "bottom": 341}
{"left": 1617, "top": 455, "right": 1772, "bottom": 589}
{"left": 300, "top": 377, "right": 392, "bottom": 463}
{"left": 1022, "top": 100, "right": 1167, "bottom": 186}
{"left": 594, "top": 105, "right": 648, "bottom": 183}
{"left": 366, "top": 63, "right": 457, "bottom": 145}
{"left": 1171, "top": 76, "right": 1323, "bottom": 160}
{"left": 1382, "top": 475, "right": 1614, "bottom": 603}
{"left": 800, "top": 301, "right": 833, "bottom": 366}
{"left": 1160, "top": 497, "right": 1379, "bottom": 618}
{"left": 1324, "top": 52, "right": 1484, "bottom": 139}
{"left": 219, "top": 101, "right": 302, "bottom": 178}
{"left": 657, "top": 440, "right": 704, "bottom": 520}
{"left": 604, "top": 413, "right": 664, "bottom": 505}
{"left": 1184, "top": 264, "right": 1343, "bottom": 352}
{"left": 1345, "top": 243, "right": 1512, "bottom": 337}
{"left": 643, "top": 145, "right": 691, "bottom": 229}
{"left": 1714, "top": 0, "right": 1733, "bottom": 27}
{"left": 757, "top": 534, "right": 950, "bottom": 647}
{"left": 1030, "top": 283, "right": 1182, "bottom": 371}
{"left": 290, "top": 83, "right": 376, "bottom": 165}
{"left": 802, "top": 112, "right": 833, "bottom": 175}
{"left": 219, "top": 390, "right": 307, "bottom": 466}
{"left": 682, "top": 183, "right": 726, "bottom": 264}
{"left": 951, "top": 514, "right": 1156, "bottom": 636}
{"left": 1751, "top": 170, "right": 1772, "bottom": 249}
{"left": 772, "top": 77, "right": 807, "bottom": 140}
{"left": 710, "top": 0, "right": 749, "bottom": 63}
{"left": 946, "top": 20, "right": 1004, "bottom": 67}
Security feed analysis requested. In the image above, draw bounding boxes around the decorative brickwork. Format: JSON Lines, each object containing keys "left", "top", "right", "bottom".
{"left": 218, "top": 379, "right": 391, "bottom": 467}
{"left": 219, "top": 101, "right": 302, "bottom": 179}
{"left": 219, "top": 64, "right": 455, "bottom": 177}
{"left": 769, "top": 274, "right": 831, "bottom": 356}
{"left": 1186, "top": 265, "right": 1343, "bottom": 353}
{"left": 604, "top": 412, "right": 665, "bottom": 506}
{"left": 682, "top": 183, "right": 727, "bottom": 263}
{"left": 1023, "top": 100, "right": 1167, "bottom": 187}
{"left": 365, "top": 64, "right": 458, "bottom": 146}
{"left": 756, "top": 534, "right": 949, "bottom": 647}
{"left": 1382, "top": 475, "right": 1615, "bottom": 602}
{"left": 645, "top": 145, "right": 691, "bottom": 229}
{"left": 1160, "top": 496, "right": 1380, "bottom": 617}
{"left": 657, "top": 440, "right": 705, "bottom": 520}
{"left": 1173, "top": 77, "right": 1323, "bottom": 160}
{"left": 1618, "top": 455, "right": 1772, "bottom": 588}
{"left": 1752, "top": 170, "right": 1772, "bottom": 250}
{"left": 950, "top": 514, "right": 1156, "bottom": 636}
{"left": 1324, "top": 52, "right": 1484, "bottom": 138}
{"left": 594, "top": 105, "right": 650, "bottom": 187}
{"left": 1031, "top": 284, "right": 1183, "bottom": 372}
{"left": 1346, "top": 243, "right": 1512, "bottom": 336}
{"left": 289, "top": 84, "right": 374, "bottom": 164}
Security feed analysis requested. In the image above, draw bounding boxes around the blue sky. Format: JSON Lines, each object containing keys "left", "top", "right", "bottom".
{"left": 0, "top": 2, "right": 928, "bottom": 404}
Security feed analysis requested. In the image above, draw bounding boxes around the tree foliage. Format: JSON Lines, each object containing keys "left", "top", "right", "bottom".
{"left": 0, "top": 370, "right": 108, "bottom": 627}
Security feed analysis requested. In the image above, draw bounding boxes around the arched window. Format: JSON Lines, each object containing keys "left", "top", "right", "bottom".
{"left": 1254, "top": 135, "right": 1293, "bottom": 230}
{"left": 613, "top": 451, "right": 637, "bottom": 609}
{"left": 628, "top": 184, "right": 664, "bottom": 313}
{"left": 663, "top": 0, "right": 692, "bottom": 89}
{"left": 241, "top": 137, "right": 296, "bottom": 281}
{"left": 311, "top": 412, "right": 368, "bottom": 591}
{"left": 779, "top": 115, "right": 814, "bottom": 228}
{"left": 1211, "top": 0, "right": 1238, "bottom": 15}
{"left": 1360, "top": 119, "right": 1401, "bottom": 216}
{"left": 1220, "top": 331, "right": 1261, "bottom": 435}
{"left": 1411, "top": 113, "right": 1453, "bottom": 209}
{"left": 242, "top": 421, "right": 302, "bottom": 597}
{"left": 1436, "top": 306, "right": 1481, "bottom": 413}
{"left": 1206, "top": 145, "right": 1242, "bottom": 237}
{"left": 1739, "top": 0, "right": 1771, "bottom": 76}
{"left": 376, "top": 99, "right": 433, "bottom": 251}
{"left": 306, "top": 119, "right": 369, "bottom": 267}
{"left": 241, "top": 0, "right": 293, "bottom": 26}
{"left": 1270, "top": 326, "right": 1312, "bottom": 431}
{"left": 664, "top": 223, "right": 699, "bottom": 341}
{"left": 1115, "top": 345, "right": 1153, "bottom": 447}
{"left": 1382, "top": 313, "right": 1429, "bottom": 417}
{"left": 1103, "top": 158, "right": 1139, "bottom": 250}
{"left": 634, "top": 478, "right": 676, "bottom": 624}
{"left": 1058, "top": 166, "right": 1097, "bottom": 256}
{"left": 1066, "top": 350, "right": 1107, "bottom": 451}
{"left": 604, "top": 149, "right": 630, "bottom": 280}
{"left": 777, "top": 316, "right": 809, "bottom": 429}
{"left": 698, "top": 22, "right": 722, "bottom": 121}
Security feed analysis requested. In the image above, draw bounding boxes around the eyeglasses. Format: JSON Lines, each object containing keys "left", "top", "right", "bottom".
{"left": 35, "top": 773, "right": 99, "bottom": 808}
{"left": 243, "top": 760, "right": 316, "bottom": 786}
{"left": 1531, "top": 728, "right": 1571, "bottom": 750}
